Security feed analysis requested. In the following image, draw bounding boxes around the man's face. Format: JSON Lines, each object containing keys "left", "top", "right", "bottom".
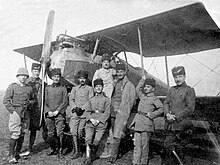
{"left": 17, "top": 75, "right": 28, "bottom": 84}
{"left": 116, "top": 69, "right": 126, "bottom": 80}
{"left": 32, "top": 69, "right": 40, "bottom": 78}
{"left": 78, "top": 77, "right": 86, "bottom": 85}
{"left": 102, "top": 60, "right": 110, "bottom": 69}
{"left": 143, "top": 85, "right": 154, "bottom": 94}
{"left": 52, "top": 75, "right": 60, "bottom": 84}
{"left": 94, "top": 84, "right": 103, "bottom": 94}
{"left": 174, "top": 75, "right": 186, "bottom": 86}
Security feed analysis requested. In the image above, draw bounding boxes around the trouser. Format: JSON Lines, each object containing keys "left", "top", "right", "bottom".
{"left": 85, "top": 122, "right": 107, "bottom": 146}
{"left": 162, "top": 130, "right": 182, "bottom": 165}
{"left": 69, "top": 117, "right": 86, "bottom": 138}
{"left": 133, "top": 131, "right": 151, "bottom": 165}
{"left": 8, "top": 111, "right": 29, "bottom": 157}
{"left": 45, "top": 114, "right": 65, "bottom": 150}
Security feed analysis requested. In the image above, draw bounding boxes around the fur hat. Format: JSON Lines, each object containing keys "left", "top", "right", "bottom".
{"left": 16, "top": 68, "right": 29, "bottom": 77}
{"left": 144, "top": 78, "right": 156, "bottom": 88}
{"left": 93, "top": 78, "right": 104, "bottom": 87}
{"left": 115, "top": 63, "right": 126, "bottom": 71}
{"left": 172, "top": 66, "right": 186, "bottom": 77}
{"left": 76, "top": 70, "right": 88, "bottom": 79}
{"left": 31, "top": 63, "right": 41, "bottom": 71}
{"left": 51, "top": 68, "right": 61, "bottom": 77}
{"left": 101, "top": 54, "right": 111, "bottom": 62}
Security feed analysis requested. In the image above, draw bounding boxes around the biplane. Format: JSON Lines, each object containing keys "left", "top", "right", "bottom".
{"left": 14, "top": 1, "right": 220, "bottom": 163}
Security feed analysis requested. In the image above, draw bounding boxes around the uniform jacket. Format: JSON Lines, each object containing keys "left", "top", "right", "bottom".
{"left": 130, "top": 78, "right": 163, "bottom": 132}
{"left": 3, "top": 83, "right": 34, "bottom": 118}
{"left": 44, "top": 83, "right": 68, "bottom": 115}
{"left": 85, "top": 93, "right": 110, "bottom": 124}
{"left": 164, "top": 82, "right": 195, "bottom": 131}
{"left": 68, "top": 84, "right": 94, "bottom": 118}
{"left": 112, "top": 76, "right": 136, "bottom": 139}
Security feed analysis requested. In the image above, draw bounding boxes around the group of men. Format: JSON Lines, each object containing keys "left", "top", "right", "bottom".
{"left": 3, "top": 53, "right": 195, "bottom": 165}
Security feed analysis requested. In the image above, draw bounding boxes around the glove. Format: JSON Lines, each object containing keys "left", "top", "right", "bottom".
{"left": 73, "top": 107, "right": 85, "bottom": 116}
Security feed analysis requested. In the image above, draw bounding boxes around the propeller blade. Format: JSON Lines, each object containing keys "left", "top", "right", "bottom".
{"left": 39, "top": 10, "right": 55, "bottom": 127}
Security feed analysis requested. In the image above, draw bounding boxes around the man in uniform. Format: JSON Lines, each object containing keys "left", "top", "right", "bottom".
{"left": 84, "top": 78, "right": 111, "bottom": 165}
{"left": 44, "top": 68, "right": 68, "bottom": 158}
{"left": 68, "top": 70, "right": 94, "bottom": 159}
{"left": 3, "top": 68, "right": 34, "bottom": 163}
{"left": 108, "top": 63, "right": 136, "bottom": 164}
{"left": 162, "top": 66, "right": 196, "bottom": 165}
{"left": 20, "top": 63, "right": 47, "bottom": 156}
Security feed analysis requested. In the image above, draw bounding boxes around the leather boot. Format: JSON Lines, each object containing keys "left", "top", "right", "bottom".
{"left": 108, "top": 138, "right": 120, "bottom": 164}
{"left": 15, "top": 136, "right": 24, "bottom": 159}
{"left": 71, "top": 136, "right": 80, "bottom": 159}
{"left": 47, "top": 136, "right": 58, "bottom": 156}
{"left": 83, "top": 144, "right": 92, "bottom": 165}
{"left": 28, "top": 129, "right": 37, "bottom": 152}
{"left": 58, "top": 135, "right": 64, "bottom": 159}
{"left": 8, "top": 138, "right": 17, "bottom": 157}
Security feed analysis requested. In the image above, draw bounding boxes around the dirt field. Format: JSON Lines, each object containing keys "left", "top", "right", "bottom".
{"left": 0, "top": 91, "right": 219, "bottom": 165}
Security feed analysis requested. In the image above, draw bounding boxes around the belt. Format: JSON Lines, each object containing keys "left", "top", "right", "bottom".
{"left": 89, "top": 110, "right": 105, "bottom": 113}
{"left": 137, "top": 111, "right": 152, "bottom": 120}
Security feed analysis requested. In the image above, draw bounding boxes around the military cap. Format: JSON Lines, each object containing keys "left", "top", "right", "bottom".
{"left": 115, "top": 63, "right": 126, "bottom": 71}
{"left": 51, "top": 68, "right": 61, "bottom": 77}
{"left": 93, "top": 78, "right": 104, "bottom": 87}
{"left": 101, "top": 54, "right": 111, "bottom": 62}
{"left": 76, "top": 70, "right": 88, "bottom": 79}
{"left": 31, "top": 63, "right": 41, "bottom": 71}
{"left": 16, "top": 67, "right": 29, "bottom": 77}
{"left": 144, "top": 78, "right": 156, "bottom": 88}
{"left": 172, "top": 66, "right": 186, "bottom": 77}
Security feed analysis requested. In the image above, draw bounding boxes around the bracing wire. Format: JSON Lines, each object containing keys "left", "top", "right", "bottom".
{"left": 193, "top": 64, "right": 220, "bottom": 88}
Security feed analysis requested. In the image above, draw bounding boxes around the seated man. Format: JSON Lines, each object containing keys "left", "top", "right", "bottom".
{"left": 84, "top": 78, "right": 111, "bottom": 165}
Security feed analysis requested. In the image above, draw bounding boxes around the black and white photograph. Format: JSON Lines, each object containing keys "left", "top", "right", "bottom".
{"left": 0, "top": 0, "right": 220, "bottom": 164}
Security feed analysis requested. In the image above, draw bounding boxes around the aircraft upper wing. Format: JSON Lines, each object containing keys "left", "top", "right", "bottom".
{"left": 78, "top": 2, "right": 220, "bottom": 57}
{"left": 14, "top": 2, "right": 220, "bottom": 60}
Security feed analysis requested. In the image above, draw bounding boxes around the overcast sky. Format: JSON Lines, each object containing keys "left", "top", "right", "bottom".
{"left": 0, "top": 0, "right": 220, "bottom": 96}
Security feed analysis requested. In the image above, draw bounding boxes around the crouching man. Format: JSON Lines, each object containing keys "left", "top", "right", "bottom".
{"left": 84, "top": 78, "right": 110, "bottom": 165}
{"left": 3, "top": 68, "right": 34, "bottom": 163}
{"left": 44, "top": 68, "right": 68, "bottom": 158}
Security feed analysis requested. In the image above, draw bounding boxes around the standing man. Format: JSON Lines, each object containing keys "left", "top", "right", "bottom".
{"left": 20, "top": 63, "right": 47, "bottom": 156}
{"left": 162, "top": 66, "right": 195, "bottom": 165}
{"left": 108, "top": 63, "right": 136, "bottom": 164}
{"left": 44, "top": 68, "right": 68, "bottom": 158}
{"left": 3, "top": 68, "right": 34, "bottom": 163}
{"left": 68, "top": 70, "right": 94, "bottom": 159}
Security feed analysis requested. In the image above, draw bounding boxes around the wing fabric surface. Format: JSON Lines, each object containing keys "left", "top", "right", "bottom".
{"left": 78, "top": 2, "right": 220, "bottom": 57}
{"left": 14, "top": 2, "right": 220, "bottom": 60}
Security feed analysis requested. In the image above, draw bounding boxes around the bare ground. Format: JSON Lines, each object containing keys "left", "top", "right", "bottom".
{"left": 0, "top": 92, "right": 219, "bottom": 165}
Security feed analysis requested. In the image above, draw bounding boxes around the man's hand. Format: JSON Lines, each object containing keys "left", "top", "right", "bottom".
{"left": 53, "top": 110, "right": 59, "bottom": 116}
{"left": 94, "top": 120, "right": 100, "bottom": 126}
{"left": 48, "top": 111, "right": 54, "bottom": 117}
{"left": 166, "top": 113, "right": 176, "bottom": 122}
{"left": 90, "top": 119, "right": 96, "bottom": 125}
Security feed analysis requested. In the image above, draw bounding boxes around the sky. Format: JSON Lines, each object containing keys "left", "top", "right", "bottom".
{"left": 0, "top": 0, "right": 220, "bottom": 96}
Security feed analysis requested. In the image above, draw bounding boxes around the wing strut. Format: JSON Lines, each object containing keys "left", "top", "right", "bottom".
{"left": 137, "top": 27, "right": 145, "bottom": 77}
{"left": 123, "top": 51, "right": 128, "bottom": 71}
{"left": 164, "top": 43, "right": 170, "bottom": 86}
{"left": 91, "top": 38, "right": 100, "bottom": 63}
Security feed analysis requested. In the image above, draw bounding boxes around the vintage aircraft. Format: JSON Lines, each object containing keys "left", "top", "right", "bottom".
{"left": 14, "top": 1, "right": 220, "bottom": 163}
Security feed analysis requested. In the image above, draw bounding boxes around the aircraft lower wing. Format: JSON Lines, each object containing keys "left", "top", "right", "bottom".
{"left": 14, "top": 2, "right": 220, "bottom": 61}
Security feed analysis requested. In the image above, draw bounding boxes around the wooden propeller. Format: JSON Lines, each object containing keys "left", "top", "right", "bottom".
{"left": 39, "top": 10, "right": 55, "bottom": 127}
